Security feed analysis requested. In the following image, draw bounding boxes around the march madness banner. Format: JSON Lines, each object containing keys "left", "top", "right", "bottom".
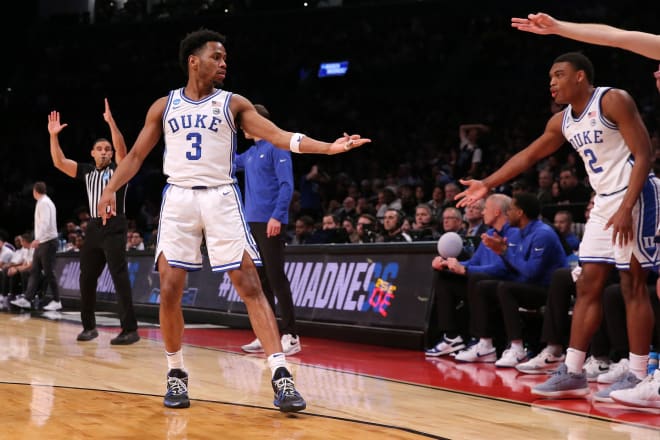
{"left": 54, "top": 243, "right": 436, "bottom": 330}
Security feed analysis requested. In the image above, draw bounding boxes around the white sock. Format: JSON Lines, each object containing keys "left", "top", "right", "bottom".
{"left": 629, "top": 352, "right": 649, "bottom": 380}
{"left": 267, "top": 352, "right": 287, "bottom": 377}
{"left": 166, "top": 350, "right": 185, "bottom": 371}
{"left": 510, "top": 340, "right": 524, "bottom": 352}
{"left": 565, "top": 348, "right": 586, "bottom": 374}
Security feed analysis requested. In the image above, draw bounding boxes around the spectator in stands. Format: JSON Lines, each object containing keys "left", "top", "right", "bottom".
{"left": 356, "top": 213, "right": 382, "bottom": 244}
{"left": 127, "top": 231, "right": 145, "bottom": 251}
{"left": 456, "top": 123, "right": 489, "bottom": 179}
{"left": 442, "top": 182, "right": 461, "bottom": 210}
{"left": 440, "top": 207, "right": 465, "bottom": 235}
{"left": 382, "top": 209, "right": 412, "bottom": 243}
{"left": 554, "top": 210, "right": 580, "bottom": 253}
{"left": 375, "top": 187, "right": 402, "bottom": 222}
{"left": 425, "top": 194, "right": 518, "bottom": 357}
{"left": 342, "top": 218, "right": 359, "bottom": 244}
{"left": 455, "top": 193, "right": 567, "bottom": 366}
{"left": 291, "top": 215, "right": 316, "bottom": 245}
{"left": 536, "top": 168, "right": 556, "bottom": 205}
{"left": 427, "top": 184, "right": 445, "bottom": 220}
{"left": 307, "top": 214, "right": 350, "bottom": 244}
{"left": 334, "top": 196, "right": 357, "bottom": 223}
{"left": 464, "top": 199, "right": 488, "bottom": 238}
{"left": 299, "top": 164, "right": 329, "bottom": 220}
{"left": 409, "top": 203, "right": 440, "bottom": 242}
{"left": 556, "top": 166, "right": 592, "bottom": 218}
{"left": 0, "top": 233, "right": 34, "bottom": 307}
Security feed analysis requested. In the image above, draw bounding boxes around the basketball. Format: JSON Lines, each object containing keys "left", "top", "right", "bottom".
{"left": 437, "top": 232, "right": 463, "bottom": 258}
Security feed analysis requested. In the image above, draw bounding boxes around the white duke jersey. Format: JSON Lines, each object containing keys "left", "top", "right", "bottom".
{"left": 562, "top": 87, "right": 650, "bottom": 196}
{"left": 162, "top": 88, "right": 237, "bottom": 187}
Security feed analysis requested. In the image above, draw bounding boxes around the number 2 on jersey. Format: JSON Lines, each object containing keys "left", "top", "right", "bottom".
{"left": 583, "top": 148, "right": 603, "bottom": 173}
{"left": 186, "top": 132, "right": 202, "bottom": 160}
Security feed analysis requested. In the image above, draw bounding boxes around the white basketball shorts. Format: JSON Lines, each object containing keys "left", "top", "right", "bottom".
{"left": 155, "top": 184, "right": 261, "bottom": 272}
{"left": 579, "top": 176, "right": 660, "bottom": 270}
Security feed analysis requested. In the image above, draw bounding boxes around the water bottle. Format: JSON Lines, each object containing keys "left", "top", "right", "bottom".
{"left": 648, "top": 351, "right": 659, "bottom": 375}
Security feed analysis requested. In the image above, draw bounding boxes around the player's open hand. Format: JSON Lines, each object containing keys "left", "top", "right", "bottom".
{"left": 511, "top": 13, "right": 558, "bottom": 35}
{"left": 605, "top": 207, "right": 633, "bottom": 247}
{"left": 47, "top": 111, "right": 68, "bottom": 136}
{"left": 328, "top": 132, "right": 371, "bottom": 155}
{"left": 455, "top": 179, "right": 488, "bottom": 208}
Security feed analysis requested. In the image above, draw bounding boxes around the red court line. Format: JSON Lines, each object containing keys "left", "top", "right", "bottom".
{"left": 139, "top": 327, "right": 660, "bottom": 429}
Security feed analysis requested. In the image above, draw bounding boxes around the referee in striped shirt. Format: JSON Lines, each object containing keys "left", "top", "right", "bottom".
{"left": 47, "top": 99, "right": 139, "bottom": 345}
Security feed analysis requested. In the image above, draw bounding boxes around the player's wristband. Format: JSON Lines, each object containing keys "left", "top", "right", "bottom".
{"left": 289, "top": 133, "right": 305, "bottom": 153}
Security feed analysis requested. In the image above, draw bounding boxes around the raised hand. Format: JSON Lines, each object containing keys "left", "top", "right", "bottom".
{"left": 47, "top": 111, "right": 68, "bottom": 135}
{"left": 102, "top": 97, "right": 113, "bottom": 124}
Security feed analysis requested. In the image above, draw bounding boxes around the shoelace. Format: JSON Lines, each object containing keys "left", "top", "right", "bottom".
{"left": 167, "top": 376, "right": 188, "bottom": 395}
{"left": 274, "top": 377, "right": 297, "bottom": 397}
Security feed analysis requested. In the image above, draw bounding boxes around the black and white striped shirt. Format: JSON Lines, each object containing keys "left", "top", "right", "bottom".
{"left": 76, "top": 162, "right": 127, "bottom": 218}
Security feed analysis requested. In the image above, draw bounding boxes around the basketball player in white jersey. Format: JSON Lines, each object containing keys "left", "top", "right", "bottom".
{"left": 97, "top": 28, "right": 370, "bottom": 412}
{"left": 455, "top": 52, "right": 660, "bottom": 400}
{"left": 511, "top": 11, "right": 660, "bottom": 411}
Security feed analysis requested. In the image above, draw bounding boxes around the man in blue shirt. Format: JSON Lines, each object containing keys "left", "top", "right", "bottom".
{"left": 235, "top": 104, "right": 300, "bottom": 356}
{"left": 455, "top": 192, "right": 567, "bottom": 365}
{"left": 425, "top": 194, "right": 520, "bottom": 356}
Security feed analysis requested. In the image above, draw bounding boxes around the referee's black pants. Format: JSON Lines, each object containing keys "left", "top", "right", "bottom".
{"left": 80, "top": 217, "right": 137, "bottom": 332}
{"left": 249, "top": 222, "right": 297, "bottom": 336}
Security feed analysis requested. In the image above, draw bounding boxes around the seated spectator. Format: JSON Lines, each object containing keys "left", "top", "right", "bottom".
{"left": 342, "top": 218, "right": 359, "bottom": 244}
{"left": 441, "top": 182, "right": 461, "bottom": 210}
{"left": 356, "top": 213, "right": 382, "bottom": 244}
{"left": 307, "top": 214, "right": 350, "bottom": 244}
{"left": 127, "top": 231, "right": 145, "bottom": 251}
{"left": 536, "top": 168, "right": 555, "bottom": 205}
{"left": 464, "top": 199, "right": 488, "bottom": 238}
{"left": 375, "top": 187, "right": 402, "bottom": 222}
{"left": 553, "top": 210, "right": 580, "bottom": 253}
{"left": 290, "top": 215, "right": 316, "bottom": 245}
{"left": 427, "top": 184, "right": 445, "bottom": 220}
{"left": 440, "top": 207, "right": 466, "bottom": 235}
{"left": 455, "top": 193, "right": 567, "bottom": 366}
{"left": 409, "top": 203, "right": 440, "bottom": 242}
{"left": 0, "top": 233, "right": 34, "bottom": 306}
{"left": 334, "top": 196, "right": 357, "bottom": 223}
{"left": 381, "top": 209, "right": 412, "bottom": 243}
{"left": 425, "top": 194, "right": 518, "bottom": 356}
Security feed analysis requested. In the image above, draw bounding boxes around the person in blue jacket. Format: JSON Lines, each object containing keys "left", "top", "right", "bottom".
{"left": 235, "top": 104, "right": 301, "bottom": 356}
{"left": 425, "top": 193, "right": 520, "bottom": 357}
{"left": 455, "top": 192, "right": 567, "bottom": 365}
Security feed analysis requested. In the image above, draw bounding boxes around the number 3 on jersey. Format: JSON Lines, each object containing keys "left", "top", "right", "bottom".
{"left": 583, "top": 148, "right": 603, "bottom": 173}
{"left": 186, "top": 132, "right": 202, "bottom": 160}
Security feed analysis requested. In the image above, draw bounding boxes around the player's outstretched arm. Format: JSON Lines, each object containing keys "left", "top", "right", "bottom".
{"left": 512, "top": 12, "right": 660, "bottom": 60}
{"left": 233, "top": 95, "right": 371, "bottom": 155}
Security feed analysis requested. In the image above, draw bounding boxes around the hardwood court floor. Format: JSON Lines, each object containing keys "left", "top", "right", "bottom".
{"left": 0, "top": 311, "right": 659, "bottom": 439}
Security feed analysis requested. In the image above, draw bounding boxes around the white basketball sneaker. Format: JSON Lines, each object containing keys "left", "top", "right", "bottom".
{"left": 241, "top": 338, "right": 264, "bottom": 353}
{"left": 281, "top": 334, "right": 301, "bottom": 356}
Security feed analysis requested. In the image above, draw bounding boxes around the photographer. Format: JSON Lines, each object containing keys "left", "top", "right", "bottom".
{"left": 356, "top": 213, "right": 382, "bottom": 244}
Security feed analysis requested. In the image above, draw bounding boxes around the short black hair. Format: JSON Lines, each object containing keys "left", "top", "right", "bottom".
{"left": 512, "top": 192, "right": 541, "bottom": 220}
{"left": 33, "top": 181, "right": 47, "bottom": 195}
{"left": 179, "top": 28, "right": 226, "bottom": 75}
{"left": 553, "top": 52, "right": 595, "bottom": 84}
